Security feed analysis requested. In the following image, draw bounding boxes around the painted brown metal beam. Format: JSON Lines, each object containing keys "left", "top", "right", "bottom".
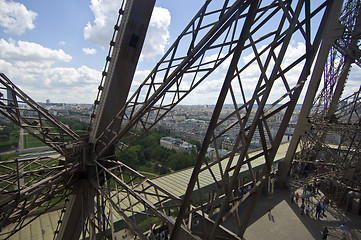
{"left": 277, "top": 0, "right": 360, "bottom": 186}
{"left": 89, "top": 0, "right": 155, "bottom": 155}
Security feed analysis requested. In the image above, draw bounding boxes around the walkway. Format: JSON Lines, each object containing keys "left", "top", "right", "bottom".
{"left": 244, "top": 187, "right": 361, "bottom": 240}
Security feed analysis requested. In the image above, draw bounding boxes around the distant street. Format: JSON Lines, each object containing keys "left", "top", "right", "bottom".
{"left": 0, "top": 146, "right": 51, "bottom": 156}
{"left": 0, "top": 127, "right": 52, "bottom": 156}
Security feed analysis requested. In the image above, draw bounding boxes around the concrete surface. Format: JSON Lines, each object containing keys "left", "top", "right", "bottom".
{"left": 244, "top": 188, "right": 361, "bottom": 240}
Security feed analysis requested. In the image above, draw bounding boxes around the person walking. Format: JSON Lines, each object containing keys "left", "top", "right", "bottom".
{"left": 300, "top": 203, "right": 305, "bottom": 215}
{"left": 316, "top": 181, "right": 321, "bottom": 194}
{"left": 306, "top": 190, "right": 311, "bottom": 203}
{"left": 316, "top": 203, "right": 322, "bottom": 219}
{"left": 321, "top": 202, "right": 326, "bottom": 215}
{"left": 340, "top": 223, "right": 346, "bottom": 239}
{"left": 290, "top": 191, "right": 294, "bottom": 203}
{"left": 305, "top": 205, "right": 310, "bottom": 216}
{"left": 322, "top": 226, "right": 329, "bottom": 240}
{"left": 295, "top": 192, "right": 299, "bottom": 204}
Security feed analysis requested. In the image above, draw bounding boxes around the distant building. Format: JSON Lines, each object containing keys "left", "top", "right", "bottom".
{"left": 46, "top": 99, "right": 50, "bottom": 105}
{"left": 160, "top": 137, "right": 195, "bottom": 153}
{"left": 222, "top": 137, "right": 234, "bottom": 150}
{"left": 325, "top": 132, "right": 341, "bottom": 144}
{"left": 206, "top": 147, "right": 230, "bottom": 160}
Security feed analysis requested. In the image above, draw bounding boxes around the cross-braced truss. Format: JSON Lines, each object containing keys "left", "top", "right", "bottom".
{"left": 277, "top": 0, "right": 361, "bottom": 185}
{"left": 0, "top": 0, "right": 359, "bottom": 239}
{"left": 297, "top": 86, "right": 361, "bottom": 204}
{"left": 280, "top": 0, "right": 361, "bottom": 205}
{"left": 0, "top": 73, "right": 81, "bottom": 156}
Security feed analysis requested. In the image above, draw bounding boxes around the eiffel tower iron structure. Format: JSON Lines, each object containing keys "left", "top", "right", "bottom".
{"left": 0, "top": 0, "right": 360, "bottom": 239}
{"left": 277, "top": 0, "right": 361, "bottom": 195}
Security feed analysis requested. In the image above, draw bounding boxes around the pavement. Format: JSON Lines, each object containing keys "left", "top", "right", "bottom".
{"left": 0, "top": 146, "right": 51, "bottom": 156}
{"left": 243, "top": 187, "right": 361, "bottom": 240}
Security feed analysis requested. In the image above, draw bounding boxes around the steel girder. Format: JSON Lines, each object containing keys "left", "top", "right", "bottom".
{"left": 0, "top": 0, "right": 353, "bottom": 239}
{"left": 0, "top": 73, "right": 80, "bottom": 157}
{"left": 0, "top": 160, "right": 78, "bottom": 239}
{"left": 88, "top": 0, "right": 156, "bottom": 146}
{"left": 300, "top": 87, "right": 361, "bottom": 187}
{"left": 277, "top": 0, "right": 361, "bottom": 186}
{"left": 92, "top": 0, "right": 343, "bottom": 238}
{"left": 55, "top": 0, "right": 157, "bottom": 239}
{"left": 0, "top": 72, "right": 81, "bottom": 238}
{"left": 172, "top": 1, "right": 343, "bottom": 238}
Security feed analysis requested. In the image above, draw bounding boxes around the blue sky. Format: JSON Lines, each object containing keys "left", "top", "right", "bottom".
{"left": 0, "top": 0, "right": 359, "bottom": 105}
{"left": 0, "top": 0, "right": 204, "bottom": 103}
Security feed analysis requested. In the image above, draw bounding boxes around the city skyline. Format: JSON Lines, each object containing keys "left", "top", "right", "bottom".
{"left": 0, "top": 0, "right": 360, "bottom": 106}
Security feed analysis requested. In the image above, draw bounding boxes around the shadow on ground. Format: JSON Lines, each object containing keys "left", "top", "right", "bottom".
{"left": 234, "top": 187, "right": 361, "bottom": 240}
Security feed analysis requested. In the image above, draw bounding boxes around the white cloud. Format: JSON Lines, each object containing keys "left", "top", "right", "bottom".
{"left": 84, "top": 0, "right": 170, "bottom": 60}
{"left": 178, "top": 42, "right": 309, "bottom": 105}
{"left": 345, "top": 66, "right": 361, "bottom": 97}
{"left": 83, "top": 0, "right": 120, "bottom": 47}
{"left": 0, "top": 38, "right": 101, "bottom": 103}
{"left": 132, "top": 70, "right": 151, "bottom": 86}
{"left": 58, "top": 41, "right": 66, "bottom": 46}
{"left": 0, "top": 0, "right": 37, "bottom": 35}
{"left": 141, "top": 7, "right": 170, "bottom": 61}
{"left": 0, "top": 38, "right": 71, "bottom": 68}
{"left": 0, "top": 60, "right": 101, "bottom": 103}
{"left": 129, "top": 69, "right": 151, "bottom": 95}
{"left": 0, "top": 58, "right": 12, "bottom": 72}
{"left": 82, "top": 47, "right": 97, "bottom": 55}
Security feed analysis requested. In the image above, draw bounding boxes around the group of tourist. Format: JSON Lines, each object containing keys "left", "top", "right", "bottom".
{"left": 324, "top": 223, "right": 347, "bottom": 240}
{"left": 290, "top": 180, "right": 350, "bottom": 239}
{"left": 290, "top": 188, "right": 327, "bottom": 219}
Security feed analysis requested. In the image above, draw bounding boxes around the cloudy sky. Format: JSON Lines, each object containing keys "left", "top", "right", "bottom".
{"left": 0, "top": 0, "right": 359, "bottom": 105}
{"left": 0, "top": 0, "right": 205, "bottom": 104}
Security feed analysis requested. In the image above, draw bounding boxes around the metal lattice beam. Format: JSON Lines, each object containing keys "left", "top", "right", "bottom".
{"left": 0, "top": 0, "right": 359, "bottom": 239}
{"left": 91, "top": 0, "right": 344, "bottom": 238}
{"left": 0, "top": 73, "right": 80, "bottom": 157}
{"left": 277, "top": 0, "right": 361, "bottom": 186}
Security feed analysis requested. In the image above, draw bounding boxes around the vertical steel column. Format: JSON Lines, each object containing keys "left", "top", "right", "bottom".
{"left": 56, "top": 180, "right": 96, "bottom": 240}
{"left": 89, "top": 0, "right": 155, "bottom": 153}
{"left": 322, "top": 0, "right": 361, "bottom": 125}
{"left": 277, "top": 0, "right": 345, "bottom": 186}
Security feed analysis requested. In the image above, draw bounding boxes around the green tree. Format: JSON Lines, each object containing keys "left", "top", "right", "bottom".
{"left": 116, "top": 129, "right": 198, "bottom": 175}
{"left": 167, "top": 152, "right": 196, "bottom": 171}
{"left": 0, "top": 122, "right": 15, "bottom": 141}
{"left": 0, "top": 122, "right": 19, "bottom": 152}
{"left": 58, "top": 117, "right": 88, "bottom": 132}
{"left": 119, "top": 145, "right": 145, "bottom": 169}
{"left": 189, "top": 139, "right": 201, "bottom": 151}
